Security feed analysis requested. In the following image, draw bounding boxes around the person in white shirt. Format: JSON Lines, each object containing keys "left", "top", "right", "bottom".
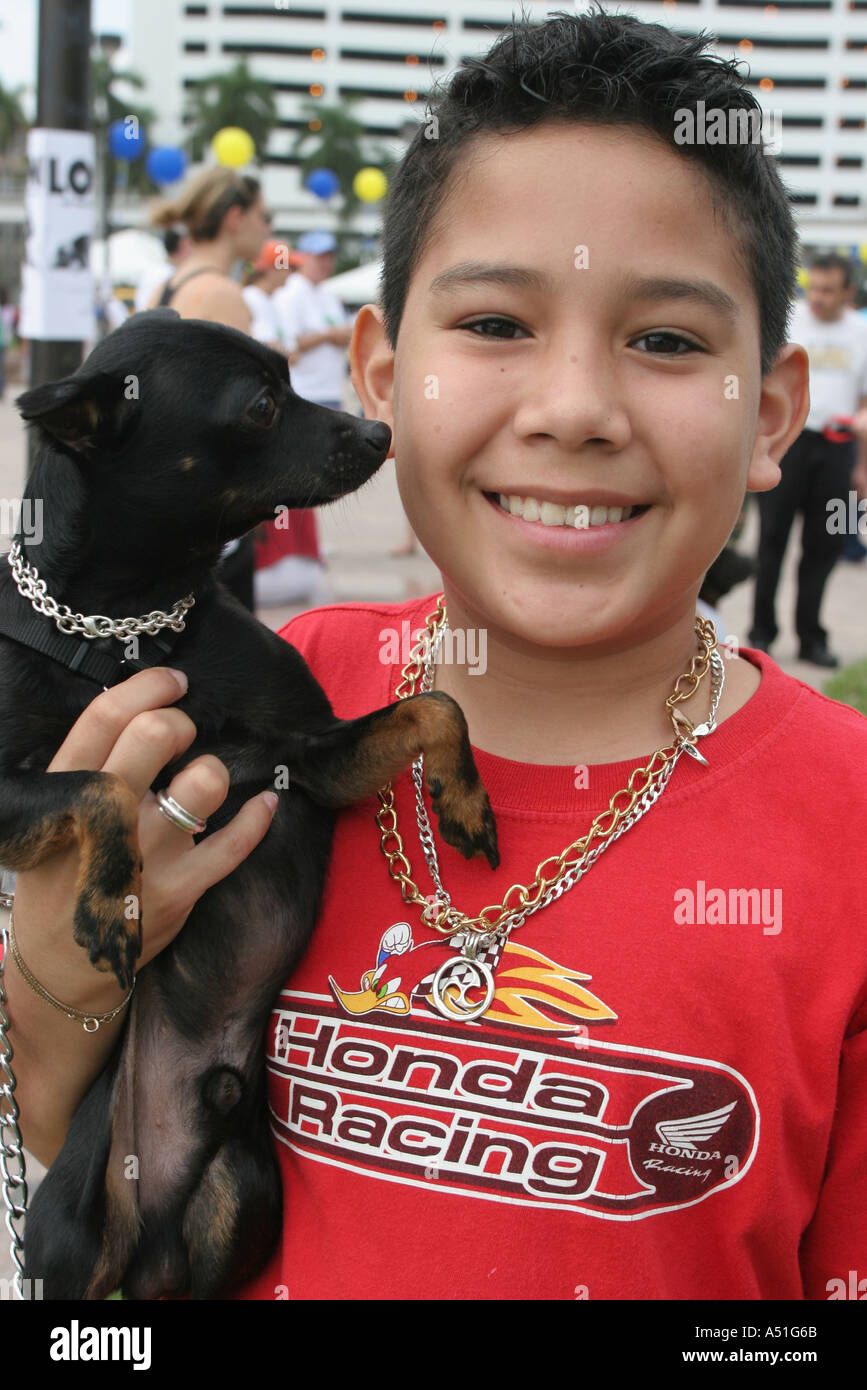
{"left": 242, "top": 240, "right": 300, "bottom": 361}
{"left": 271, "top": 230, "right": 353, "bottom": 409}
{"left": 134, "top": 228, "right": 192, "bottom": 314}
{"left": 241, "top": 239, "right": 332, "bottom": 605}
{"left": 750, "top": 253, "right": 867, "bottom": 666}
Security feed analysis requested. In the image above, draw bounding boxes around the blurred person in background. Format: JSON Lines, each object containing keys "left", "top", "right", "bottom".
{"left": 242, "top": 239, "right": 299, "bottom": 356}
{"left": 261, "top": 230, "right": 351, "bottom": 606}
{"left": 146, "top": 167, "right": 272, "bottom": 608}
{"left": 134, "top": 227, "right": 192, "bottom": 313}
{"left": 750, "top": 253, "right": 867, "bottom": 665}
{"left": 272, "top": 230, "right": 352, "bottom": 412}
{"left": 242, "top": 240, "right": 332, "bottom": 608}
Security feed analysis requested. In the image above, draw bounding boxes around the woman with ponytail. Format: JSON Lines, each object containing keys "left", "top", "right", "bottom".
{"left": 146, "top": 166, "right": 271, "bottom": 333}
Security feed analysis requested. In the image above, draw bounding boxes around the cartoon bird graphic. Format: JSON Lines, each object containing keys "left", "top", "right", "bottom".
{"left": 329, "top": 925, "right": 616, "bottom": 1032}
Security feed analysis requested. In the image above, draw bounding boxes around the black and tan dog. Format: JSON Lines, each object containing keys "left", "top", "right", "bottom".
{"left": 0, "top": 310, "right": 498, "bottom": 1299}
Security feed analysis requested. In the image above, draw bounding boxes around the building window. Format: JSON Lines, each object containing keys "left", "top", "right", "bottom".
{"left": 341, "top": 10, "right": 448, "bottom": 26}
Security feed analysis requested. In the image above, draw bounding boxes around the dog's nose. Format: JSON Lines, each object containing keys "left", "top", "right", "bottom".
{"left": 361, "top": 420, "right": 391, "bottom": 454}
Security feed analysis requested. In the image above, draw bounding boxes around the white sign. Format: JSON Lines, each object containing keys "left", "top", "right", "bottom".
{"left": 20, "top": 128, "right": 95, "bottom": 341}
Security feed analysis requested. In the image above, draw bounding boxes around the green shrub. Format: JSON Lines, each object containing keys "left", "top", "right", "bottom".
{"left": 824, "top": 659, "right": 867, "bottom": 716}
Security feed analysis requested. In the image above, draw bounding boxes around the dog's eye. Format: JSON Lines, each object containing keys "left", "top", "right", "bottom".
{"left": 247, "top": 391, "right": 277, "bottom": 428}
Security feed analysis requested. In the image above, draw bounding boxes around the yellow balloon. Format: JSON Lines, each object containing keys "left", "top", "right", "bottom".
{"left": 796, "top": 267, "right": 809, "bottom": 288}
{"left": 353, "top": 166, "right": 388, "bottom": 202}
{"left": 212, "top": 126, "right": 255, "bottom": 168}
{"left": 859, "top": 243, "right": 867, "bottom": 265}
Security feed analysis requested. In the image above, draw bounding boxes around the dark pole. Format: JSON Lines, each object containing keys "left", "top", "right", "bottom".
{"left": 27, "top": 0, "right": 92, "bottom": 473}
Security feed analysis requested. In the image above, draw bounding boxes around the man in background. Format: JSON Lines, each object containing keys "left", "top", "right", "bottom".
{"left": 272, "top": 230, "right": 352, "bottom": 411}
{"left": 749, "top": 253, "right": 867, "bottom": 666}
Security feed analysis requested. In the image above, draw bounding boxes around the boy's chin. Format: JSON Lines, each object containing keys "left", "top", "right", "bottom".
{"left": 447, "top": 573, "right": 655, "bottom": 651}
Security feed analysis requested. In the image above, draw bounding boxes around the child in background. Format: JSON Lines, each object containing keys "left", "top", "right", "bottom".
{"left": 8, "top": 6, "right": 867, "bottom": 1302}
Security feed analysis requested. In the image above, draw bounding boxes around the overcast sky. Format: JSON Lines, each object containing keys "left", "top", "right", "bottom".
{"left": 0, "top": 0, "right": 132, "bottom": 115}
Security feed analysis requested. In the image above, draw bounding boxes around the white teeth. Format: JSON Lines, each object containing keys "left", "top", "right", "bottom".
{"left": 540, "top": 501, "right": 567, "bottom": 526}
{"left": 494, "top": 494, "right": 640, "bottom": 527}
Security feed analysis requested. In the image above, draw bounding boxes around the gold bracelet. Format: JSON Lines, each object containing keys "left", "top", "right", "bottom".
{"left": 6, "top": 912, "right": 135, "bottom": 1033}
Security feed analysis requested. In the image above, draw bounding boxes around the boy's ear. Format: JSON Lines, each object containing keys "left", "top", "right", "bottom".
{"left": 349, "top": 303, "right": 395, "bottom": 459}
{"left": 15, "top": 371, "right": 139, "bottom": 456}
{"left": 747, "top": 343, "right": 811, "bottom": 492}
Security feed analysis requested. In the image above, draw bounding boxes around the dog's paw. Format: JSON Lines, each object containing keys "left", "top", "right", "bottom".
{"left": 426, "top": 774, "right": 500, "bottom": 870}
{"left": 71, "top": 774, "right": 143, "bottom": 990}
{"left": 73, "top": 894, "right": 141, "bottom": 991}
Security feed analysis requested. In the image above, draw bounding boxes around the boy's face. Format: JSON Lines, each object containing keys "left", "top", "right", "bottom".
{"left": 352, "top": 123, "right": 808, "bottom": 649}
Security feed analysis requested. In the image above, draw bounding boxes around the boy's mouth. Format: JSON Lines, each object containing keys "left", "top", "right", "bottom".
{"left": 485, "top": 492, "right": 650, "bottom": 528}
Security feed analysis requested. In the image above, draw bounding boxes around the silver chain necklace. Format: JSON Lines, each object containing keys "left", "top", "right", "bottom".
{"left": 414, "top": 623, "right": 725, "bottom": 1021}
{"left": 6, "top": 541, "right": 195, "bottom": 640}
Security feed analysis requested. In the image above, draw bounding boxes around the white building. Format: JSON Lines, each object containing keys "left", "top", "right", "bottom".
{"left": 5, "top": 0, "right": 867, "bottom": 294}
{"left": 125, "top": 0, "right": 867, "bottom": 246}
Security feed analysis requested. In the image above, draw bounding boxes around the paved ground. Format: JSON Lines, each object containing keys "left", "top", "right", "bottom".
{"left": 2, "top": 366, "right": 865, "bottom": 690}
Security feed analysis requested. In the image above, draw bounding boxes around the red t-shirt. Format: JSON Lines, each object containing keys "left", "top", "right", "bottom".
{"left": 231, "top": 594, "right": 867, "bottom": 1301}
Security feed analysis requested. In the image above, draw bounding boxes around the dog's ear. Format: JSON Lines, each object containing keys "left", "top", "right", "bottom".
{"left": 15, "top": 372, "right": 138, "bottom": 455}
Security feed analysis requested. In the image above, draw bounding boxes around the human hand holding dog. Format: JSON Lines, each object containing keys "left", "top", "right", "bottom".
{"left": 7, "top": 666, "right": 279, "bottom": 1167}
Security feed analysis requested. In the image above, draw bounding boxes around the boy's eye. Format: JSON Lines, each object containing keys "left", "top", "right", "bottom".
{"left": 460, "top": 316, "right": 529, "bottom": 339}
{"left": 632, "top": 332, "right": 703, "bottom": 355}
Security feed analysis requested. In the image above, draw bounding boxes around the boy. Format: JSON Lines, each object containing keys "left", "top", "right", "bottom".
{"left": 7, "top": 6, "right": 866, "bottom": 1301}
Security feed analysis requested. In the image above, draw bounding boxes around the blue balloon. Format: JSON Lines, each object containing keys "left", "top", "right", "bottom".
{"left": 108, "top": 120, "right": 146, "bottom": 161}
{"left": 146, "top": 146, "right": 187, "bottom": 185}
{"left": 305, "top": 167, "right": 339, "bottom": 199}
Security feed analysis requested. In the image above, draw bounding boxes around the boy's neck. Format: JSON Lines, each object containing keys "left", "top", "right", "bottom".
{"left": 430, "top": 587, "right": 758, "bottom": 766}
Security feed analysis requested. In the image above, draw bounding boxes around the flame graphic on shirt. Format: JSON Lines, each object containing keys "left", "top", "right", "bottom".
{"left": 483, "top": 942, "right": 617, "bottom": 1032}
{"left": 329, "top": 927, "right": 616, "bottom": 1034}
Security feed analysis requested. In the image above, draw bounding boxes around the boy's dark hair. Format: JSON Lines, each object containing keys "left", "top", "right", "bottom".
{"left": 809, "top": 252, "right": 853, "bottom": 289}
{"left": 379, "top": 4, "right": 797, "bottom": 376}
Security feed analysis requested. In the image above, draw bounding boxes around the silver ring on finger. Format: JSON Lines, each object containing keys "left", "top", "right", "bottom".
{"left": 156, "top": 790, "right": 208, "bottom": 835}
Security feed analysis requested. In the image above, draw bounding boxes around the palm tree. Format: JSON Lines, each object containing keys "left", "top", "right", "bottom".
{"left": 91, "top": 54, "right": 157, "bottom": 201}
{"left": 0, "top": 79, "right": 27, "bottom": 156}
{"left": 291, "top": 98, "right": 398, "bottom": 227}
{"left": 184, "top": 59, "right": 279, "bottom": 163}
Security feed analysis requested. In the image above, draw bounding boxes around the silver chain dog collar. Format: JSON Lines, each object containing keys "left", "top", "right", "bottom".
{"left": 7, "top": 541, "right": 195, "bottom": 640}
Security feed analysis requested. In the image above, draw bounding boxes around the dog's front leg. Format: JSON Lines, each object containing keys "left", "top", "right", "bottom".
{"left": 0, "top": 768, "right": 143, "bottom": 988}
{"left": 283, "top": 691, "right": 499, "bottom": 868}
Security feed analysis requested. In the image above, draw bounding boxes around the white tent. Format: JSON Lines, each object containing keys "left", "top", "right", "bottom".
{"left": 89, "top": 229, "right": 167, "bottom": 285}
{"left": 323, "top": 259, "right": 382, "bottom": 309}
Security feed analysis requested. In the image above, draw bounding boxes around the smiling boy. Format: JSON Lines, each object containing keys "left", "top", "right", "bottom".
{"left": 8, "top": 6, "right": 866, "bottom": 1304}
{"left": 241, "top": 8, "right": 867, "bottom": 1300}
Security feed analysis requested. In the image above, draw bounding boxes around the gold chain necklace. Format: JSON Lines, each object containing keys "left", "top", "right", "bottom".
{"left": 375, "top": 597, "right": 722, "bottom": 1021}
